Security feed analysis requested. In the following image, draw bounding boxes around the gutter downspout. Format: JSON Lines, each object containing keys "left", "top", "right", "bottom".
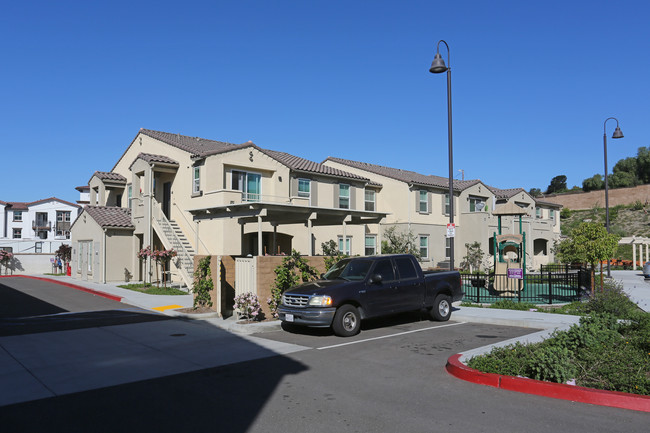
{"left": 102, "top": 228, "right": 107, "bottom": 284}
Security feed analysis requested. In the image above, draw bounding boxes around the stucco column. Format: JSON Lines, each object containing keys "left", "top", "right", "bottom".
{"left": 257, "top": 216, "right": 263, "bottom": 256}
{"left": 633, "top": 244, "right": 637, "bottom": 270}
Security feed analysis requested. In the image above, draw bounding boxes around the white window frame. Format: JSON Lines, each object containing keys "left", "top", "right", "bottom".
{"left": 364, "top": 189, "right": 376, "bottom": 212}
{"left": 444, "top": 194, "right": 450, "bottom": 215}
{"left": 419, "top": 190, "right": 428, "bottom": 213}
{"left": 338, "top": 236, "right": 351, "bottom": 255}
{"left": 128, "top": 184, "right": 133, "bottom": 209}
{"left": 87, "top": 241, "right": 93, "bottom": 273}
{"left": 419, "top": 235, "right": 429, "bottom": 260}
{"left": 13, "top": 211, "right": 22, "bottom": 222}
{"left": 365, "top": 235, "right": 377, "bottom": 256}
{"left": 298, "top": 178, "right": 311, "bottom": 201}
{"left": 550, "top": 209, "right": 555, "bottom": 221}
{"left": 445, "top": 237, "right": 451, "bottom": 259}
{"left": 12, "top": 228, "right": 21, "bottom": 239}
{"left": 35, "top": 242, "right": 43, "bottom": 253}
{"left": 232, "top": 170, "right": 262, "bottom": 202}
{"left": 339, "top": 184, "right": 350, "bottom": 209}
{"left": 469, "top": 196, "right": 486, "bottom": 212}
{"left": 536, "top": 207, "right": 543, "bottom": 219}
{"left": 192, "top": 167, "right": 201, "bottom": 195}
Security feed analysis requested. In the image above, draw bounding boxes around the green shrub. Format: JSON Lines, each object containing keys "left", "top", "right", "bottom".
{"left": 489, "top": 299, "right": 538, "bottom": 311}
{"left": 586, "top": 279, "right": 639, "bottom": 318}
{"left": 192, "top": 256, "right": 214, "bottom": 308}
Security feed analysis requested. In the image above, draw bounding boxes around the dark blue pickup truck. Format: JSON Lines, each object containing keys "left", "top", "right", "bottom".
{"left": 278, "top": 254, "right": 463, "bottom": 337}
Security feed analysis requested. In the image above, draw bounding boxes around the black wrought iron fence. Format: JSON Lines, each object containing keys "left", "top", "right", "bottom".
{"left": 461, "top": 269, "right": 591, "bottom": 305}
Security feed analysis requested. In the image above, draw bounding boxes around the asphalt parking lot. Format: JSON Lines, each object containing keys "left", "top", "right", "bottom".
{"left": 2, "top": 277, "right": 649, "bottom": 432}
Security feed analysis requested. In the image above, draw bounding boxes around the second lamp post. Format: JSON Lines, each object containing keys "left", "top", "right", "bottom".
{"left": 430, "top": 40, "right": 455, "bottom": 271}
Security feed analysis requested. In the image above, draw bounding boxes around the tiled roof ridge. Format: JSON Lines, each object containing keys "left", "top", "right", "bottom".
{"left": 3, "top": 198, "right": 80, "bottom": 209}
{"left": 260, "top": 149, "right": 372, "bottom": 182}
{"left": 82, "top": 205, "right": 134, "bottom": 229}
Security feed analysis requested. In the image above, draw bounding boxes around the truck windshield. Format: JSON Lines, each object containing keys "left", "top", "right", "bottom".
{"left": 323, "top": 259, "right": 373, "bottom": 281}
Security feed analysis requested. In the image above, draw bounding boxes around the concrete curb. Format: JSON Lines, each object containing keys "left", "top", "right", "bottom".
{"left": 0, "top": 275, "right": 123, "bottom": 302}
{"left": 446, "top": 354, "right": 650, "bottom": 413}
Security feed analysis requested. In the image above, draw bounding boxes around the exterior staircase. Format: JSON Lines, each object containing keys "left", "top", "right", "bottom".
{"left": 152, "top": 212, "right": 195, "bottom": 291}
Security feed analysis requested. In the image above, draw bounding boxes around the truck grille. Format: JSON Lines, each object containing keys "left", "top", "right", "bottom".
{"left": 283, "top": 294, "right": 309, "bottom": 307}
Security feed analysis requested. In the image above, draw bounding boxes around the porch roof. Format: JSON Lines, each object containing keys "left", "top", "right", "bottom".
{"left": 188, "top": 202, "right": 388, "bottom": 226}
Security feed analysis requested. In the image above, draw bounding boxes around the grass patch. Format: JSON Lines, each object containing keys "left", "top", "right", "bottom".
{"left": 117, "top": 283, "right": 188, "bottom": 295}
{"left": 467, "top": 279, "right": 650, "bottom": 395}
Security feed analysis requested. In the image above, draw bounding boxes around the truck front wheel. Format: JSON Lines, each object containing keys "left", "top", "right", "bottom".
{"left": 430, "top": 294, "right": 452, "bottom": 321}
{"left": 332, "top": 305, "right": 361, "bottom": 337}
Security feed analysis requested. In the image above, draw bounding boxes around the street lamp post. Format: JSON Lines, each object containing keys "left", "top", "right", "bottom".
{"left": 603, "top": 117, "right": 624, "bottom": 278}
{"left": 430, "top": 40, "right": 455, "bottom": 271}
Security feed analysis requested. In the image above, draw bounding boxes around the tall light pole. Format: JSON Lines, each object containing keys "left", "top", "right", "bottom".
{"left": 430, "top": 40, "right": 455, "bottom": 271}
{"left": 603, "top": 117, "right": 624, "bottom": 278}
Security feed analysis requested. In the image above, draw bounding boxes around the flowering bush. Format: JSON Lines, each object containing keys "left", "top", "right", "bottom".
{"left": 136, "top": 246, "right": 177, "bottom": 287}
{"left": 0, "top": 250, "right": 13, "bottom": 263}
{"left": 234, "top": 292, "right": 262, "bottom": 322}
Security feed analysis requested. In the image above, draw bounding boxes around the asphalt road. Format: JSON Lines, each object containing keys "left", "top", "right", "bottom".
{"left": 1, "top": 278, "right": 648, "bottom": 433}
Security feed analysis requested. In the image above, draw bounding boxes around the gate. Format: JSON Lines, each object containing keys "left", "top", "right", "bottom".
{"left": 235, "top": 257, "right": 257, "bottom": 296}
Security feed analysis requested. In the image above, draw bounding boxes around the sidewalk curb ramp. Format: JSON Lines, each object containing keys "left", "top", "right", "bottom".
{"left": 446, "top": 354, "right": 650, "bottom": 413}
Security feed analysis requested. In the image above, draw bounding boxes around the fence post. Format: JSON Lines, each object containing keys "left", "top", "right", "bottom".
{"left": 548, "top": 271, "right": 553, "bottom": 304}
{"left": 476, "top": 276, "right": 481, "bottom": 304}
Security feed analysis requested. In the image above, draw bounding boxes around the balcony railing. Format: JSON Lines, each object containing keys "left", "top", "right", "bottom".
{"left": 32, "top": 220, "right": 51, "bottom": 230}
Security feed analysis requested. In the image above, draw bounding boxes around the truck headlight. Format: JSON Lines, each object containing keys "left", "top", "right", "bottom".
{"left": 309, "top": 295, "right": 333, "bottom": 306}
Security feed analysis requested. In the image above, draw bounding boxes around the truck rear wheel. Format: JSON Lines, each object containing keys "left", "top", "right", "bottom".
{"left": 332, "top": 305, "right": 361, "bottom": 337}
{"left": 430, "top": 294, "right": 451, "bottom": 321}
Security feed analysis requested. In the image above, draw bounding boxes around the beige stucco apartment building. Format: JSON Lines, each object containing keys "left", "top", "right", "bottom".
{"left": 70, "top": 128, "right": 561, "bottom": 288}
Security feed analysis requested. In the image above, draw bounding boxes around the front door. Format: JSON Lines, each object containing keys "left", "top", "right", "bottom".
{"left": 163, "top": 182, "right": 172, "bottom": 219}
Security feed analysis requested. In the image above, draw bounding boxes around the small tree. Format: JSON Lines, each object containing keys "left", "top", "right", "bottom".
{"left": 381, "top": 226, "right": 421, "bottom": 260}
{"left": 268, "top": 250, "right": 318, "bottom": 318}
{"left": 321, "top": 239, "right": 348, "bottom": 270}
{"left": 192, "top": 256, "right": 214, "bottom": 309}
{"left": 55, "top": 244, "right": 72, "bottom": 263}
{"left": 555, "top": 222, "right": 619, "bottom": 291}
{"left": 459, "top": 241, "right": 485, "bottom": 273}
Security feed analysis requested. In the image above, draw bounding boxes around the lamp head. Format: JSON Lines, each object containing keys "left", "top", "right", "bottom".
{"left": 429, "top": 52, "right": 448, "bottom": 74}
{"left": 612, "top": 127, "right": 624, "bottom": 139}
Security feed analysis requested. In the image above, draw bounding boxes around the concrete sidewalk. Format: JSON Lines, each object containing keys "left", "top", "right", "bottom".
{"left": 33, "top": 269, "right": 650, "bottom": 335}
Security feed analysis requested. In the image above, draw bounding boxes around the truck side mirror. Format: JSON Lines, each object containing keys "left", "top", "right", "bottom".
{"left": 370, "top": 274, "right": 383, "bottom": 284}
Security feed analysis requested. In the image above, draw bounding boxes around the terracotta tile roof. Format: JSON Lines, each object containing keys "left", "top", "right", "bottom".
{"left": 140, "top": 129, "right": 245, "bottom": 157}
{"left": 83, "top": 206, "right": 134, "bottom": 229}
{"left": 27, "top": 197, "right": 81, "bottom": 208}
{"left": 324, "top": 157, "right": 478, "bottom": 191}
{"left": 487, "top": 187, "right": 527, "bottom": 200}
{"left": 129, "top": 152, "right": 179, "bottom": 169}
{"left": 140, "top": 129, "right": 374, "bottom": 183}
{"left": 261, "top": 149, "right": 372, "bottom": 182}
{"left": 4, "top": 202, "right": 29, "bottom": 211}
{"left": 91, "top": 171, "right": 127, "bottom": 184}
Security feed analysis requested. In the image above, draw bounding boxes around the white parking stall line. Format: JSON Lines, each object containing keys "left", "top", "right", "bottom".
{"left": 317, "top": 321, "right": 467, "bottom": 350}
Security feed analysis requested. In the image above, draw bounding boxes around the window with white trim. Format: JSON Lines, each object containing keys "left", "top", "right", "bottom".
{"left": 232, "top": 170, "right": 261, "bottom": 202}
{"left": 35, "top": 242, "right": 42, "bottom": 253}
{"left": 13, "top": 211, "right": 22, "bottom": 222}
{"left": 338, "top": 236, "right": 351, "bottom": 255}
{"left": 419, "top": 190, "right": 428, "bottom": 213}
{"left": 128, "top": 184, "right": 133, "bottom": 209}
{"left": 419, "top": 236, "right": 429, "bottom": 260}
{"left": 444, "top": 194, "right": 450, "bottom": 215}
{"left": 339, "top": 184, "right": 350, "bottom": 209}
{"left": 12, "top": 228, "right": 21, "bottom": 239}
{"left": 192, "top": 167, "right": 201, "bottom": 194}
{"left": 365, "top": 235, "right": 376, "bottom": 256}
{"left": 536, "top": 207, "right": 542, "bottom": 219}
{"left": 298, "top": 178, "right": 311, "bottom": 201}
{"left": 469, "top": 196, "right": 486, "bottom": 212}
{"left": 364, "top": 189, "right": 376, "bottom": 211}
{"left": 445, "top": 237, "right": 451, "bottom": 259}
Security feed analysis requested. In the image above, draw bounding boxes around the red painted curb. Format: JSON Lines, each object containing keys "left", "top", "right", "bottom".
{"left": 0, "top": 275, "right": 123, "bottom": 302}
{"left": 446, "top": 354, "right": 650, "bottom": 412}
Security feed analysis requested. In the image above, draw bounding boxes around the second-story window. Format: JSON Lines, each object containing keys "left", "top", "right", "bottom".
{"left": 339, "top": 184, "right": 350, "bottom": 209}
{"left": 365, "top": 189, "right": 376, "bottom": 211}
{"left": 550, "top": 209, "right": 555, "bottom": 221}
{"left": 536, "top": 208, "right": 543, "bottom": 219}
{"left": 233, "top": 170, "right": 261, "bottom": 202}
{"left": 419, "top": 190, "right": 429, "bottom": 213}
{"left": 469, "top": 196, "right": 486, "bottom": 212}
{"left": 193, "top": 167, "right": 201, "bottom": 194}
{"left": 444, "top": 194, "right": 450, "bottom": 215}
{"left": 298, "top": 178, "right": 311, "bottom": 200}
{"left": 13, "top": 211, "right": 22, "bottom": 222}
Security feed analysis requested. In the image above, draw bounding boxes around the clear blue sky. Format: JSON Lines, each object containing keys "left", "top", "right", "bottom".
{"left": 2, "top": 0, "right": 648, "bottom": 204}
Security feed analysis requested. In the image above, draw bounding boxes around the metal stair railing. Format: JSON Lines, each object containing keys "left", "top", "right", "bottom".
{"left": 151, "top": 202, "right": 194, "bottom": 290}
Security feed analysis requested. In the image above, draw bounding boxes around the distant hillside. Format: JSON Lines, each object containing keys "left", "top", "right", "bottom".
{"left": 561, "top": 205, "right": 650, "bottom": 261}
{"left": 544, "top": 184, "right": 650, "bottom": 211}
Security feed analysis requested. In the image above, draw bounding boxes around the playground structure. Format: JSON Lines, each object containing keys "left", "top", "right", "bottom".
{"left": 492, "top": 202, "right": 528, "bottom": 296}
